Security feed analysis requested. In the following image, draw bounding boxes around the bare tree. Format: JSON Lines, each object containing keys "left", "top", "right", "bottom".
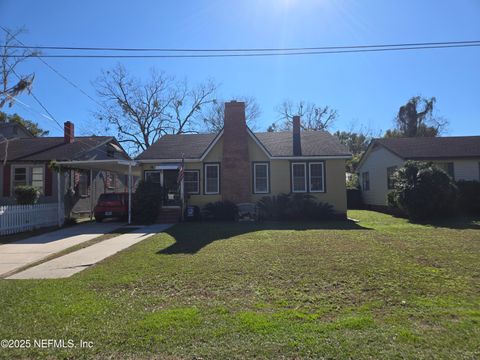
{"left": 93, "top": 64, "right": 218, "bottom": 154}
{"left": 271, "top": 100, "right": 338, "bottom": 131}
{"left": 385, "top": 96, "right": 447, "bottom": 138}
{"left": 202, "top": 96, "right": 261, "bottom": 132}
{"left": 0, "top": 27, "right": 37, "bottom": 108}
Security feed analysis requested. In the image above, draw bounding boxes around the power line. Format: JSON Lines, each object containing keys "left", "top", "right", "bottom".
{"left": 3, "top": 43, "right": 480, "bottom": 59}
{"left": 4, "top": 39, "right": 480, "bottom": 53}
{"left": 1, "top": 26, "right": 104, "bottom": 108}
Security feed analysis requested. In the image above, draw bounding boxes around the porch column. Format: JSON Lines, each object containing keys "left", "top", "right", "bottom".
{"left": 89, "top": 169, "right": 93, "bottom": 221}
{"left": 57, "top": 168, "right": 62, "bottom": 227}
{"left": 128, "top": 164, "right": 132, "bottom": 224}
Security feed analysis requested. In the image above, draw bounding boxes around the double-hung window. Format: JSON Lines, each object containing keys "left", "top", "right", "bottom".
{"left": 204, "top": 164, "right": 220, "bottom": 194}
{"left": 309, "top": 162, "right": 325, "bottom": 192}
{"left": 13, "top": 167, "right": 27, "bottom": 189}
{"left": 253, "top": 163, "right": 269, "bottom": 194}
{"left": 291, "top": 162, "right": 307, "bottom": 193}
{"left": 362, "top": 172, "right": 370, "bottom": 191}
{"left": 387, "top": 166, "right": 397, "bottom": 190}
{"left": 184, "top": 170, "right": 200, "bottom": 194}
{"left": 12, "top": 166, "right": 45, "bottom": 195}
{"left": 436, "top": 162, "right": 455, "bottom": 179}
{"left": 31, "top": 166, "right": 44, "bottom": 193}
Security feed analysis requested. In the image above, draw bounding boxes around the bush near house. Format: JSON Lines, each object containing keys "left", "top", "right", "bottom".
{"left": 132, "top": 180, "right": 163, "bottom": 224}
{"left": 456, "top": 180, "right": 480, "bottom": 214}
{"left": 257, "top": 193, "right": 334, "bottom": 221}
{"left": 203, "top": 201, "right": 238, "bottom": 221}
{"left": 14, "top": 186, "right": 40, "bottom": 205}
{"left": 388, "top": 161, "right": 457, "bottom": 221}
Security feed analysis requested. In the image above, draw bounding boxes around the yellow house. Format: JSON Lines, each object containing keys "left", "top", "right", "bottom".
{"left": 135, "top": 101, "right": 351, "bottom": 219}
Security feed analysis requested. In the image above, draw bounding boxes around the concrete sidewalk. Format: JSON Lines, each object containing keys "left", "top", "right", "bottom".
{"left": 0, "top": 222, "right": 123, "bottom": 277}
{"left": 8, "top": 224, "right": 171, "bottom": 279}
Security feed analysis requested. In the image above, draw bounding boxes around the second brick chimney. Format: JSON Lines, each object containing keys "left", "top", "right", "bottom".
{"left": 222, "top": 101, "right": 251, "bottom": 203}
{"left": 292, "top": 115, "right": 302, "bottom": 156}
{"left": 64, "top": 121, "right": 74, "bottom": 143}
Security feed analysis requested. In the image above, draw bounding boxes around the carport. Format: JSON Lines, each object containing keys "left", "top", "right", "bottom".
{"left": 55, "top": 159, "right": 140, "bottom": 224}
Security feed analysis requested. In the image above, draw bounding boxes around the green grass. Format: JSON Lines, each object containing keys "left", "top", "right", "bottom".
{"left": 0, "top": 210, "right": 479, "bottom": 359}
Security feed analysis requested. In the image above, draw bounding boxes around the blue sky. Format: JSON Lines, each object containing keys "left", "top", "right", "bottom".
{"left": 1, "top": 0, "right": 479, "bottom": 138}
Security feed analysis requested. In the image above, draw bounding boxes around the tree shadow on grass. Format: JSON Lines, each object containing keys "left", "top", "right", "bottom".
{"left": 412, "top": 216, "right": 480, "bottom": 230}
{"left": 158, "top": 219, "right": 371, "bottom": 255}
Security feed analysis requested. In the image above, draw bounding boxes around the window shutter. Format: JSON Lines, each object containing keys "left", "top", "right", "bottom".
{"left": 44, "top": 164, "right": 53, "bottom": 196}
{"left": 3, "top": 164, "right": 11, "bottom": 196}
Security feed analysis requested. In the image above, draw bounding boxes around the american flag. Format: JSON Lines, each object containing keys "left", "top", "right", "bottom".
{"left": 177, "top": 153, "right": 185, "bottom": 185}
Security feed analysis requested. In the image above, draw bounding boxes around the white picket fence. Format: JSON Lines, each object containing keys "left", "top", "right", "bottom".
{"left": 0, "top": 203, "right": 64, "bottom": 236}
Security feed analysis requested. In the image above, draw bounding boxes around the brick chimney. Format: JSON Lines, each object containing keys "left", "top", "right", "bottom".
{"left": 64, "top": 121, "right": 74, "bottom": 143}
{"left": 292, "top": 115, "right": 302, "bottom": 156}
{"left": 222, "top": 101, "right": 251, "bottom": 203}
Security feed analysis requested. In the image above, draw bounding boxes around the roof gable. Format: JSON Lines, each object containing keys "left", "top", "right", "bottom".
{"left": 136, "top": 129, "right": 351, "bottom": 160}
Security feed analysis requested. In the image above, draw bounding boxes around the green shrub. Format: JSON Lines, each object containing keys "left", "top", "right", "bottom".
{"left": 456, "top": 180, "right": 480, "bottom": 214}
{"left": 203, "top": 201, "right": 238, "bottom": 221}
{"left": 388, "top": 161, "right": 457, "bottom": 221}
{"left": 257, "top": 193, "right": 334, "bottom": 221}
{"left": 346, "top": 173, "right": 360, "bottom": 190}
{"left": 257, "top": 193, "right": 292, "bottom": 220}
{"left": 132, "top": 180, "right": 163, "bottom": 224}
{"left": 14, "top": 186, "right": 40, "bottom": 205}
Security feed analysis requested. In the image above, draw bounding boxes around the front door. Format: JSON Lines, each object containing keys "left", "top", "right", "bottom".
{"left": 163, "top": 170, "right": 181, "bottom": 206}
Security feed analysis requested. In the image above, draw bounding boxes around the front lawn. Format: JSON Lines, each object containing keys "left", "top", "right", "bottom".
{"left": 0, "top": 211, "right": 479, "bottom": 359}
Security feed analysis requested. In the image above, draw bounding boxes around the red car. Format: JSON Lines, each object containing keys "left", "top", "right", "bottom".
{"left": 94, "top": 193, "right": 129, "bottom": 222}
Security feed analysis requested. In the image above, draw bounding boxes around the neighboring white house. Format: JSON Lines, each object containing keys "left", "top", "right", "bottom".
{"left": 357, "top": 136, "right": 480, "bottom": 206}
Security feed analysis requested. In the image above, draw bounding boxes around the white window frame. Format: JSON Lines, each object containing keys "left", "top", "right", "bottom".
{"left": 253, "top": 162, "right": 269, "bottom": 194}
{"left": 309, "top": 162, "right": 325, "bottom": 193}
{"left": 31, "top": 166, "right": 44, "bottom": 194}
{"left": 204, "top": 163, "right": 220, "bottom": 195}
{"left": 362, "top": 171, "right": 370, "bottom": 191}
{"left": 291, "top": 162, "right": 307, "bottom": 193}
{"left": 11, "top": 164, "right": 45, "bottom": 195}
{"left": 12, "top": 165, "right": 28, "bottom": 193}
{"left": 184, "top": 170, "right": 200, "bottom": 195}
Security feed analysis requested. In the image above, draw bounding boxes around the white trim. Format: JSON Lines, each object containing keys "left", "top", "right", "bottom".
{"left": 56, "top": 159, "right": 137, "bottom": 166}
{"left": 291, "top": 162, "right": 307, "bottom": 193}
{"left": 273, "top": 155, "right": 351, "bottom": 160}
{"left": 204, "top": 163, "right": 220, "bottom": 195}
{"left": 309, "top": 162, "right": 325, "bottom": 193}
{"left": 253, "top": 162, "right": 269, "bottom": 194}
{"left": 184, "top": 170, "right": 200, "bottom": 195}
{"left": 200, "top": 130, "right": 224, "bottom": 161}
{"left": 138, "top": 159, "right": 200, "bottom": 164}
{"left": 154, "top": 164, "right": 180, "bottom": 170}
{"left": 10, "top": 163, "right": 45, "bottom": 196}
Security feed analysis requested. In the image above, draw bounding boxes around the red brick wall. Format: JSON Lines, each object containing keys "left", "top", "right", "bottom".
{"left": 222, "top": 101, "right": 251, "bottom": 203}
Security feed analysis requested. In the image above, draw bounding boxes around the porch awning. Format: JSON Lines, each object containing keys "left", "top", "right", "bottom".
{"left": 154, "top": 163, "right": 180, "bottom": 170}
{"left": 55, "top": 159, "right": 140, "bottom": 175}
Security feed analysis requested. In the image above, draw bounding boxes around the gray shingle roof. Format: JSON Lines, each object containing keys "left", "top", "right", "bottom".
{"left": 0, "top": 136, "right": 115, "bottom": 162}
{"left": 375, "top": 136, "right": 480, "bottom": 159}
{"left": 254, "top": 131, "right": 351, "bottom": 157}
{"left": 135, "top": 130, "right": 350, "bottom": 160}
{"left": 136, "top": 133, "right": 218, "bottom": 160}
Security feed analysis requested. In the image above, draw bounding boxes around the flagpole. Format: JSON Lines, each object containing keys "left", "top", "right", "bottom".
{"left": 178, "top": 153, "right": 185, "bottom": 221}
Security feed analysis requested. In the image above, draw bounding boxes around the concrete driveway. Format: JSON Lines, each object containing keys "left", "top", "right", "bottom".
{"left": 0, "top": 221, "right": 123, "bottom": 277}
{"left": 8, "top": 224, "right": 171, "bottom": 279}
